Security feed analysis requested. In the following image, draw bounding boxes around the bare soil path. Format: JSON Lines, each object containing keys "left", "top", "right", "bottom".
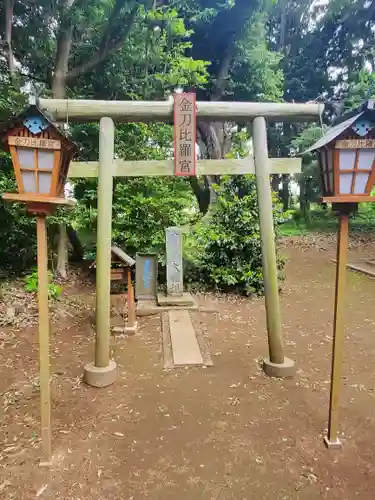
{"left": 1, "top": 244, "right": 375, "bottom": 499}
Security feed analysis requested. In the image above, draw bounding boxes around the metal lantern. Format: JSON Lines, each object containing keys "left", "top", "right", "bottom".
{"left": 307, "top": 100, "right": 375, "bottom": 203}
{"left": 1, "top": 105, "right": 77, "bottom": 205}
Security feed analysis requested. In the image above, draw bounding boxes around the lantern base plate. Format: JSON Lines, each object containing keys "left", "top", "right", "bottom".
{"left": 322, "top": 196, "right": 375, "bottom": 203}
{"left": 2, "top": 193, "right": 75, "bottom": 214}
{"left": 324, "top": 436, "right": 342, "bottom": 449}
{"left": 262, "top": 357, "right": 296, "bottom": 378}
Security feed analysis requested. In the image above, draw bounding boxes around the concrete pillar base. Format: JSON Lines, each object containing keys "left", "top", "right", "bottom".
{"left": 262, "top": 357, "right": 296, "bottom": 378}
{"left": 324, "top": 436, "right": 342, "bottom": 449}
{"left": 83, "top": 360, "right": 117, "bottom": 387}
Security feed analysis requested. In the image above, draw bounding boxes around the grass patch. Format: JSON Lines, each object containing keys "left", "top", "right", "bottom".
{"left": 280, "top": 206, "right": 375, "bottom": 236}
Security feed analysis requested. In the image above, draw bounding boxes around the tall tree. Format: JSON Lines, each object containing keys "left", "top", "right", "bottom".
{"left": 187, "top": 0, "right": 284, "bottom": 213}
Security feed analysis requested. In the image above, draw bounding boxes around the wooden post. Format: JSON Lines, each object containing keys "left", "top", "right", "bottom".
{"left": 36, "top": 214, "right": 52, "bottom": 464}
{"left": 84, "top": 117, "right": 117, "bottom": 387}
{"left": 126, "top": 268, "right": 137, "bottom": 329}
{"left": 252, "top": 117, "right": 295, "bottom": 377}
{"left": 325, "top": 211, "right": 349, "bottom": 449}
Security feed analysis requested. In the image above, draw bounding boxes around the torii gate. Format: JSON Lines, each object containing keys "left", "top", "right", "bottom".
{"left": 38, "top": 98, "right": 323, "bottom": 386}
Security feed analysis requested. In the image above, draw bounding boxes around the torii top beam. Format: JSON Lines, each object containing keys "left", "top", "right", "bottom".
{"left": 38, "top": 98, "right": 323, "bottom": 123}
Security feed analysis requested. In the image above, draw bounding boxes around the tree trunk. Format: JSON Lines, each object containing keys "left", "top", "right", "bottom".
{"left": 271, "top": 175, "right": 280, "bottom": 193}
{"left": 53, "top": 71, "right": 69, "bottom": 278}
{"left": 67, "top": 225, "right": 84, "bottom": 262}
{"left": 299, "top": 179, "right": 311, "bottom": 223}
{"left": 57, "top": 225, "right": 68, "bottom": 277}
{"left": 281, "top": 174, "right": 290, "bottom": 211}
{"left": 4, "top": 0, "right": 16, "bottom": 76}
{"left": 53, "top": 13, "right": 73, "bottom": 278}
{"left": 192, "top": 121, "right": 232, "bottom": 215}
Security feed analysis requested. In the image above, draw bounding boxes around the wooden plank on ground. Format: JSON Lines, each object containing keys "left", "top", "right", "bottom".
{"left": 169, "top": 310, "right": 203, "bottom": 366}
{"left": 68, "top": 157, "right": 301, "bottom": 178}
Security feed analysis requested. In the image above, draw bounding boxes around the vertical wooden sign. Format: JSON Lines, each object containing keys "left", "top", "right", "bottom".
{"left": 174, "top": 93, "right": 196, "bottom": 176}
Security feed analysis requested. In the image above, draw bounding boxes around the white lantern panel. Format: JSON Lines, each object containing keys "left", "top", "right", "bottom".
{"left": 17, "top": 148, "right": 34, "bottom": 169}
{"left": 37, "top": 150, "right": 54, "bottom": 170}
{"left": 358, "top": 149, "right": 375, "bottom": 170}
{"left": 354, "top": 172, "right": 370, "bottom": 194}
{"left": 22, "top": 171, "right": 36, "bottom": 192}
{"left": 38, "top": 172, "right": 52, "bottom": 194}
{"left": 339, "top": 149, "right": 356, "bottom": 170}
{"left": 339, "top": 173, "right": 353, "bottom": 194}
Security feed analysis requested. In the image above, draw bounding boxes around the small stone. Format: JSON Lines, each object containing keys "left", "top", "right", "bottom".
{"left": 36, "top": 484, "right": 48, "bottom": 497}
{"left": 6, "top": 307, "right": 15, "bottom": 318}
{"left": 112, "top": 326, "right": 126, "bottom": 334}
{"left": 13, "top": 304, "right": 25, "bottom": 314}
{"left": 0, "top": 480, "right": 11, "bottom": 491}
{"left": 113, "top": 432, "right": 124, "bottom": 437}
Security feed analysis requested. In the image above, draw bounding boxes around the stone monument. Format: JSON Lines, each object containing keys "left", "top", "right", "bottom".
{"left": 157, "top": 226, "right": 196, "bottom": 307}
{"left": 135, "top": 252, "right": 158, "bottom": 301}
{"left": 166, "top": 227, "right": 184, "bottom": 296}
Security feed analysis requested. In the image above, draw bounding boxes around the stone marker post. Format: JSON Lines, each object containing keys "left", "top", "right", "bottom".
{"left": 166, "top": 227, "right": 184, "bottom": 296}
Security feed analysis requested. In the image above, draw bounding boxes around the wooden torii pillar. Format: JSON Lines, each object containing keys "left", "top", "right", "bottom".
{"left": 38, "top": 98, "right": 323, "bottom": 385}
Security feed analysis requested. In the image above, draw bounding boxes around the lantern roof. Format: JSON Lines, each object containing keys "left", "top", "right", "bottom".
{"left": 305, "top": 100, "right": 375, "bottom": 153}
{"left": 0, "top": 104, "right": 78, "bottom": 153}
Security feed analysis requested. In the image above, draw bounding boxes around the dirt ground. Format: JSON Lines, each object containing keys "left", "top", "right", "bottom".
{"left": 1, "top": 244, "right": 375, "bottom": 499}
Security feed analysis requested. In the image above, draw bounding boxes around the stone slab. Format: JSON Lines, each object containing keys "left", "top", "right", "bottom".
{"left": 331, "top": 258, "right": 375, "bottom": 278}
{"left": 169, "top": 310, "right": 203, "bottom": 366}
{"left": 157, "top": 292, "right": 197, "bottom": 307}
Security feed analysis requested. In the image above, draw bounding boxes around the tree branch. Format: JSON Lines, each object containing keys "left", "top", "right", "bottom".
{"left": 4, "top": 0, "right": 16, "bottom": 76}
{"left": 188, "top": 176, "right": 210, "bottom": 214}
{"left": 99, "top": 0, "right": 128, "bottom": 53}
{"left": 51, "top": 0, "right": 76, "bottom": 98}
{"left": 67, "top": 5, "right": 139, "bottom": 80}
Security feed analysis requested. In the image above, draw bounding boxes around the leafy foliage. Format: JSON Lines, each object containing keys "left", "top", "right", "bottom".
{"left": 186, "top": 176, "right": 285, "bottom": 296}
{"left": 24, "top": 270, "right": 62, "bottom": 300}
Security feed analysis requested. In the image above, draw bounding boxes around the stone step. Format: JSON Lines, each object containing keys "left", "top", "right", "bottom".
{"left": 169, "top": 310, "right": 204, "bottom": 366}
{"left": 332, "top": 258, "right": 375, "bottom": 278}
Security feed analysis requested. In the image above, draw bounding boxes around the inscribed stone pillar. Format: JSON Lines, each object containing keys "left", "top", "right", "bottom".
{"left": 166, "top": 227, "right": 184, "bottom": 296}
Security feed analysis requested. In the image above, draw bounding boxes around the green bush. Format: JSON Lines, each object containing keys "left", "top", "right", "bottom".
{"left": 24, "top": 270, "right": 62, "bottom": 300}
{"left": 185, "top": 175, "right": 285, "bottom": 296}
